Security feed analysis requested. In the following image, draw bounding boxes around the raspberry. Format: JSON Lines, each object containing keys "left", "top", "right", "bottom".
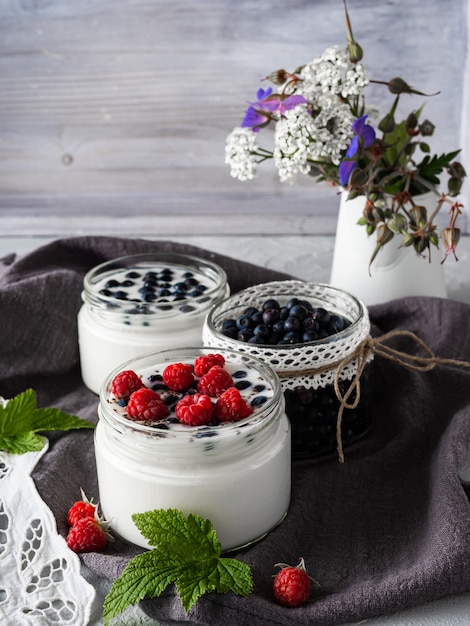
{"left": 175, "top": 393, "right": 214, "bottom": 426}
{"left": 66, "top": 516, "right": 109, "bottom": 553}
{"left": 214, "top": 387, "right": 253, "bottom": 422}
{"left": 110, "top": 369, "right": 143, "bottom": 400}
{"left": 127, "top": 387, "right": 168, "bottom": 421}
{"left": 273, "top": 558, "right": 312, "bottom": 607}
{"left": 67, "top": 490, "right": 97, "bottom": 526}
{"left": 197, "top": 366, "right": 233, "bottom": 397}
{"left": 193, "top": 353, "right": 225, "bottom": 377}
{"left": 162, "top": 362, "right": 195, "bottom": 391}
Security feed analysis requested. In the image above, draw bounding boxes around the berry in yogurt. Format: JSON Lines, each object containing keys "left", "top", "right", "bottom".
{"left": 107, "top": 353, "right": 273, "bottom": 430}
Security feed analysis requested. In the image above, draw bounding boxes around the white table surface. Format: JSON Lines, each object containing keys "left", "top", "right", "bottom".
{"left": 2, "top": 234, "right": 470, "bottom": 626}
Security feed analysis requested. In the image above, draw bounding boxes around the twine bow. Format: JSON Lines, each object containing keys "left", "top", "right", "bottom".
{"left": 279, "top": 330, "right": 470, "bottom": 463}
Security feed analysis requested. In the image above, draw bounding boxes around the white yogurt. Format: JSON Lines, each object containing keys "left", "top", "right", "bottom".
{"left": 78, "top": 253, "right": 229, "bottom": 394}
{"left": 94, "top": 348, "right": 291, "bottom": 552}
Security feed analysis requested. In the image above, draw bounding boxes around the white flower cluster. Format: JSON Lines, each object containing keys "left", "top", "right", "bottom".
{"left": 225, "top": 45, "right": 369, "bottom": 183}
{"left": 224, "top": 127, "right": 260, "bottom": 181}
{"left": 274, "top": 100, "right": 356, "bottom": 183}
{"left": 298, "top": 46, "right": 368, "bottom": 102}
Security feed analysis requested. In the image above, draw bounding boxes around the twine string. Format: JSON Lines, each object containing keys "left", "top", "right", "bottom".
{"left": 278, "top": 329, "right": 470, "bottom": 464}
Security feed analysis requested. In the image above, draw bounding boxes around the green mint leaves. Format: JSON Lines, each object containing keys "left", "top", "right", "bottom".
{"left": 103, "top": 509, "right": 254, "bottom": 624}
{"left": 0, "top": 388, "right": 94, "bottom": 454}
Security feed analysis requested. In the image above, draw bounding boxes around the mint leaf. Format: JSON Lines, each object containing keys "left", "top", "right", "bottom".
{"left": 0, "top": 431, "right": 45, "bottom": 455}
{"left": 103, "top": 509, "right": 253, "bottom": 625}
{"left": 0, "top": 389, "right": 94, "bottom": 454}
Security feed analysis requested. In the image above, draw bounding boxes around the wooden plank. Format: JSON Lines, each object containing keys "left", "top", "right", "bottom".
{"left": 0, "top": 0, "right": 467, "bottom": 235}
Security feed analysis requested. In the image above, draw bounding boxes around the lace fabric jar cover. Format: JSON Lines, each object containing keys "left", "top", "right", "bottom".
{"left": 203, "top": 281, "right": 374, "bottom": 459}
{"left": 0, "top": 399, "right": 96, "bottom": 625}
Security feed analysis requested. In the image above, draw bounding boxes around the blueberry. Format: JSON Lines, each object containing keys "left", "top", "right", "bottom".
{"left": 188, "top": 288, "right": 204, "bottom": 297}
{"left": 289, "top": 304, "right": 309, "bottom": 320}
{"left": 114, "top": 290, "right": 129, "bottom": 300}
{"left": 252, "top": 311, "right": 264, "bottom": 325}
{"left": 313, "top": 307, "right": 330, "bottom": 325}
{"left": 126, "top": 271, "right": 141, "bottom": 279}
{"left": 173, "top": 282, "right": 188, "bottom": 292}
{"left": 105, "top": 279, "right": 120, "bottom": 289}
{"left": 284, "top": 316, "right": 301, "bottom": 333}
{"left": 253, "top": 324, "right": 270, "bottom": 340}
{"left": 302, "top": 317, "right": 319, "bottom": 331}
{"left": 280, "top": 331, "right": 300, "bottom": 343}
{"left": 286, "top": 297, "right": 300, "bottom": 309}
{"left": 244, "top": 306, "right": 259, "bottom": 317}
{"left": 303, "top": 330, "right": 319, "bottom": 342}
{"left": 158, "top": 288, "right": 172, "bottom": 297}
{"left": 237, "top": 328, "right": 254, "bottom": 342}
{"left": 121, "top": 279, "right": 134, "bottom": 287}
{"left": 234, "top": 380, "right": 252, "bottom": 390}
{"left": 99, "top": 288, "right": 113, "bottom": 297}
{"left": 248, "top": 335, "right": 267, "bottom": 344}
{"left": 279, "top": 306, "right": 290, "bottom": 321}
{"left": 272, "top": 320, "right": 285, "bottom": 335}
{"left": 253, "top": 384, "right": 266, "bottom": 393}
{"left": 327, "top": 314, "right": 347, "bottom": 334}
{"left": 232, "top": 370, "right": 248, "bottom": 378}
{"left": 222, "top": 326, "right": 238, "bottom": 339}
{"left": 251, "top": 395, "right": 268, "bottom": 407}
{"left": 262, "top": 298, "right": 280, "bottom": 310}
{"left": 236, "top": 314, "right": 255, "bottom": 330}
{"left": 262, "top": 308, "right": 280, "bottom": 326}
{"left": 222, "top": 318, "right": 237, "bottom": 329}
{"left": 185, "top": 277, "right": 199, "bottom": 287}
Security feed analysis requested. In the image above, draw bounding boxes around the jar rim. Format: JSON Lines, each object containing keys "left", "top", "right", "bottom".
{"left": 98, "top": 345, "right": 284, "bottom": 440}
{"left": 205, "top": 279, "right": 367, "bottom": 350}
{"left": 82, "top": 252, "right": 228, "bottom": 314}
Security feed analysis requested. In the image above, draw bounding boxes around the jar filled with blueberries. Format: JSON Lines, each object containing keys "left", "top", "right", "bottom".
{"left": 78, "top": 252, "right": 229, "bottom": 394}
{"left": 202, "top": 281, "right": 374, "bottom": 460}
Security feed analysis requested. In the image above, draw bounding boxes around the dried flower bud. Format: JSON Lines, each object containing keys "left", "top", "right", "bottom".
{"left": 376, "top": 223, "right": 394, "bottom": 246}
{"left": 347, "top": 40, "right": 363, "bottom": 63}
{"left": 447, "top": 161, "right": 467, "bottom": 179}
{"left": 378, "top": 112, "right": 395, "bottom": 134}
{"left": 406, "top": 112, "right": 418, "bottom": 131}
{"left": 442, "top": 227, "right": 460, "bottom": 249}
{"left": 409, "top": 205, "right": 428, "bottom": 226}
{"left": 388, "top": 214, "right": 407, "bottom": 234}
{"left": 264, "top": 69, "right": 290, "bottom": 85}
{"left": 387, "top": 77, "right": 412, "bottom": 94}
{"left": 419, "top": 119, "right": 435, "bottom": 136}
{"left": 447, "top": 177, "right": 463, "bottom": 196}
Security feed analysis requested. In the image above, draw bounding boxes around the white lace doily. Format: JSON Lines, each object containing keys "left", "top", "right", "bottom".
{"left": 0, "top": 398, "right": 96, "bottom": 626}
{"left": 203, "top": 280, "right": 372, "bottom": 390}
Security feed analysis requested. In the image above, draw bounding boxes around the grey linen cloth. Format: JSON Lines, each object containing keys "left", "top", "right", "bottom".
{"left": 0, "top": 236, "right": 469, "bottom": 626}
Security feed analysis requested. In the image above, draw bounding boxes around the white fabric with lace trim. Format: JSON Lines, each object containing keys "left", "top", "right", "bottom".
{"left": 0, "top": 398, "right": 96, "bottom": 626}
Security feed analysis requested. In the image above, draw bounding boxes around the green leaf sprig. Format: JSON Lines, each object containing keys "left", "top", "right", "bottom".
{"left": 0, "top": 388, "right": 95, "bottom": 454}
{"left": 103, "top": 509, "right": 254, "bottom": 624}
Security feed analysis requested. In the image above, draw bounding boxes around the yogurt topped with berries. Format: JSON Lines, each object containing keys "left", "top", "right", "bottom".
{"left": 95, "top": 347, "right": 291, "bottom": 551}
{"left": 78, "top": 253, "right": 229, "bottom": 394}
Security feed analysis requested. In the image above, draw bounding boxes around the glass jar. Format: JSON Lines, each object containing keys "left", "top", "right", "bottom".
{"left": 95, "top": 347, "right": 291, "bottom": 552}
{"left": 78, "top": 252, "right": 229, "bottom": 394}
{"left": 202, "top": 280, "right": 374, "bottom": 460}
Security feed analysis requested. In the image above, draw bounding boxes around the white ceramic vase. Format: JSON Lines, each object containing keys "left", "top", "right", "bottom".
{"left": 329, "top": 191, "right": 447, "bottom": 305}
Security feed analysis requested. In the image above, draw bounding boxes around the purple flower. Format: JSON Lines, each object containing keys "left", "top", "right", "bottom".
{"left": 241, "top": 88, "right": 307, "bottom": 132}
{"left": 339, "top": 160, "right": 358, "bottom": 186}
{"left": 339, "top": 115, "right": 376, "bottom": 186}
{"left": 346, "top": 115, "right": 376, "bottom": 157}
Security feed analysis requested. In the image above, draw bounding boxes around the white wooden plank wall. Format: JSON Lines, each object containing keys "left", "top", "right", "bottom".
{"left": 0, "top": 0, "right": 468, "bottom": 237}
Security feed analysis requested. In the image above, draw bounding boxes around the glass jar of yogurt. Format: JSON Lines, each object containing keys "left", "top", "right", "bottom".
{"left": 202, "top": 280, "right": 374, "bottom": 460}
{"left": 95, "top": 347, "right": 291, "bottom": 552}
{"left": 78, "top": 252, "right": 229, "bottom": 394}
